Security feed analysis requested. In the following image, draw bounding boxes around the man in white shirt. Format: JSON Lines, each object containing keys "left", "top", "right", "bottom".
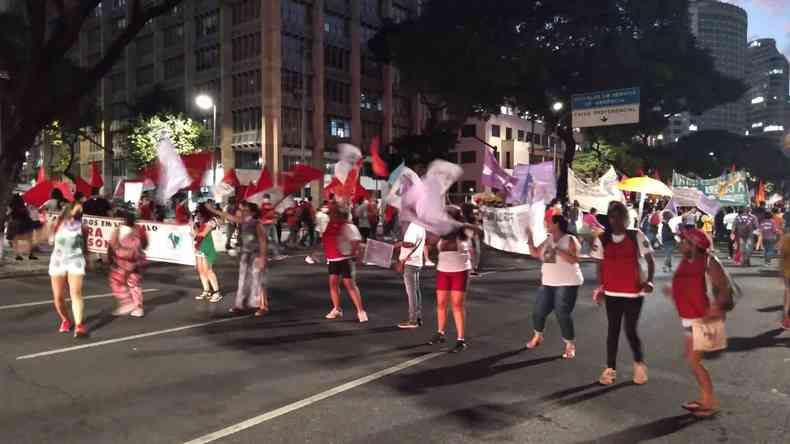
{"left": 722, "top": 209, "right": 737, "bottom": 259}
{"left": 397, "top": 223, "right": 426, "bottom": 329}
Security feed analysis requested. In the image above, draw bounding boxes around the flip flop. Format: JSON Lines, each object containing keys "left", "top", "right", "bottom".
{"left": 681, "top": 401, "right": 703, "bottom": 411}
{"left": 254, "top": 308, "right": 269, "bottom": 317}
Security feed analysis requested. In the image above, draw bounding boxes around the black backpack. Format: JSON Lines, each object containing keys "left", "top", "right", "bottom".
{"left": 661, "top": 223, "right": 674, "bottom": 242}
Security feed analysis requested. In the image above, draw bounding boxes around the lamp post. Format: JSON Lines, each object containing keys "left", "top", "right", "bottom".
{"left": 195, "top": 94, "right": 217, "bottom": 186}
{"left": 550, "top": 101, "right": 568, "bottom": 179}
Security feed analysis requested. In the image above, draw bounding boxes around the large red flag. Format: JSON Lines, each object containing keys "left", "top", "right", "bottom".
{"left": 36, "top": 166, "right": 46, "bottom": 183}
{"left": 221, "top": 168, "right": 242, "bottom": 188}
{"left": 181, "top": 152, "right": 212, "bottom": 190}
{"left": 244, "top": 167, "right": 274, "bottom": 203}
{"left": 755, "top": 179, "right": 766, "bottom": 204}
{"left": 370, "top": 136, "right": 389, "bottom": 177}
{"left": 23, "top": 180, "right": 54, "bottom": 207}
{"left": 53, "top": 181, "right": 75, "bottom": 202}
{"left": 336, "top": 160, "right": 362, "bottom": 199}
{"left": 280, "top": 164, "right": 323, "bottom": 195}
{"left": 89, "top": 161, "right": 104, "bottom": 189}
{"left": 75, "top": 176, "right": 93, "bottom": 197}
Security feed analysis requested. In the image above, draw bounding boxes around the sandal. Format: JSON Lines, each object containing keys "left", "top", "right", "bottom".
{"left": 526, "top": 334, "right": 543, "bottom": 350}
{"left": 681, "top": 401, "right": 703, "bottom": 411}
{"left": 562, "top": 343, "right": 576, "bottom": 359}
{"left": 254, "top": 308, "right": 269, "bottom": 317}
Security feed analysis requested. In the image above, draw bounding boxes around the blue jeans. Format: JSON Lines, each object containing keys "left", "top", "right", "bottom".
{"left": 662, "top": 240, "right": 676, "bottom": 269}
{"left": 533, "top": 285, "right": 579, "bottom": 341}
{"left": 403, "top": 265, "right": 422, "bottom": 322}
{"left": 764, "top": 238, "right": 776, "bottom": 264}
{"left": 739, "top": 236, "right": 754, "bottom": 265}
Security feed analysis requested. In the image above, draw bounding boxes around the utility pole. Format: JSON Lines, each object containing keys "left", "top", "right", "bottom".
{"left": 299, "top": 41, "right": 308, "bottom": 198}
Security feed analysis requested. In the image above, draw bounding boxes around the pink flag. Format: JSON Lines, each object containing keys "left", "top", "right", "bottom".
{"left": 481, "top": 147, "right": 517, "bottom": 195}
{"left": 155, "top": 135, "right": 192, "bottom": 202}
{"left": 400, "top": 160, "right": 464, "bottom": 236}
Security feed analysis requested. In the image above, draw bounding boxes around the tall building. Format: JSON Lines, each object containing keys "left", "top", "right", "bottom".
{"left": 71, "top": 0, "right": 422, "bottom": 190}
{"left": 745, "top": 38, "right": 789, "bottom": 149}
{"left": 664, "top": 0, "right": 747, "bottom": 142}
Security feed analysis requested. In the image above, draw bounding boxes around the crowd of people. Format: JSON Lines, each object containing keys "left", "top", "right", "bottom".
{"left": 4, "top": 182, "right": 790, "bottom": 420}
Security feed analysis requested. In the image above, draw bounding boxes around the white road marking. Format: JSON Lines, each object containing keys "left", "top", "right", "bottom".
{"left": 0, "top": 289, "right": 161, "bottom": 311}
{"left": 183, "top": 352, "right": 444, "bottom": 444}
{"left": 16, "top": 316, "right": 245, "bottom": 360}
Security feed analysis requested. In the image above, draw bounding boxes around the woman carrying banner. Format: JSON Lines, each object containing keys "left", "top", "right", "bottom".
{"left": 49, "top": 202, "right": 89, "bottom": 337}
{"left": 206, "top": 201, "right": 270, "bottom": 316}
{"left": 323, "top": 203, "right": 368, "bottom": 322}
{"left": 108, "top": 210, "right": 148, "bottom": 318}
{"left": 525, "top": 214, "right": 583, "bottom": 359}
{"left": 428, "top": 206, "right": 475, "bottom": 353}
{"left": 666, "top": 229, "right": 730, "bottom": 417}
{"left": 193, "top": 203, "right": 222, "bottom": 303}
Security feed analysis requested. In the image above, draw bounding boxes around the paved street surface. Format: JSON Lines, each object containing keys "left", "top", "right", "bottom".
{"left": 0, "top": 248, "right": 788, "bottom": 444}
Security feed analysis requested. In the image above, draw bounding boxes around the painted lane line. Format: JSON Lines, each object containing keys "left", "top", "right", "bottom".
{"left": 0, "top": 289, "right": 161, "bottom": 311}
{"left": 16, "top": 316, "right": 245, "bottom": 360}
{"left": 183, "top": 351, "right": 444, "bottom": 444}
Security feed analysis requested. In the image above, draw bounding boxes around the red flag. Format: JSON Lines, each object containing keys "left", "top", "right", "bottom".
{"left": 370, "top": 136, "right": 389, "bottom": 177}
{"left": 142, "top": 164, "right": 161, "bottom": 183}
{"left": 280, "top": 164, "right": 323, "bottom": 195}
{"left": 181, "top": 152, "right": 212, "bottom": 190}
{"left": 337, "top": 160, "right": 362, "bottom": 199}
{"left": 255, "top": 167, "right": 274, "bottom": 192}
{"left": 353, "top": 182, "right": 370, "bottom": 203}
{"left": 36, "top": 166, "right": 46, "bottom": 183}
{"left": 221, "top": 168, "right": 242, "bottom": 188}
{"left": 75, "top": 176, "right": 93, "bottom": 197}
{"left": 53, "top": 181, "right": 75, "bottom": 202}
{"left": 89, "top": 161, "right": 104, "bottom": 189}
{"left": 323, "top": 177, "right": 343, "bottom": 199}
{"left": 23, "top": 180, "right": 54, "bottom": 207}
{"left": 755, "top": 179, "right": 766, "bottom": 204}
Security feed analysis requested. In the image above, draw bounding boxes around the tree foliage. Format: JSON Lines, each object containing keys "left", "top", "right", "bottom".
{"left": 128, "top": 113, "right": 207, "bottom": 169}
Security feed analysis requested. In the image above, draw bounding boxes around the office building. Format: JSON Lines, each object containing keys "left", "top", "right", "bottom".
{"left": 69, "top": 0, "right": 422, "bottom": 190}
{"left": 745, "top": 38, "right": 789, "bottom": 149}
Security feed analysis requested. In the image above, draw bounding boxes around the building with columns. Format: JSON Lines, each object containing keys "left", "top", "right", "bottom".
{"left": 70, "top": 0, "right": 423, "bottom": 193}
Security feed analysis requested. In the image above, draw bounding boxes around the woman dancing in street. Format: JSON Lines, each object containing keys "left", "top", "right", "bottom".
{"left": 207, "top": 201, "right": 270, "bottom": 316}
{"left": 108, "top": 210, "right": 148, "bottom": 318}
{"left": 49, "top": 202, "right": 89, "bottom": 337}
{"left": 428, "top": 206, "right": 474, "bottom": 353}
{"left": 668, "top": 229, "right": 730, "bottom": 417}
{"left": 323, "top": 203, "right": 368, "bottom": 322}
{"left": 193, "top": 203, "right": 222, "bottom": 303}
{"left": 525, "top": 214, "right": 583, "bottom": 359}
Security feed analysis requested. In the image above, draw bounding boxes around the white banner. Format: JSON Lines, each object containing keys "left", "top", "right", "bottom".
{"left": 481, "top": 203, "right": 546, "bottom": 256}
{"left": 568, "top": 167, "right": 625, "bottom": 214}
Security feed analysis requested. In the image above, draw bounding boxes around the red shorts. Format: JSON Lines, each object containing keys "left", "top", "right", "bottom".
{"left": 436, "top": 270, "right": 469, "bottom": 292}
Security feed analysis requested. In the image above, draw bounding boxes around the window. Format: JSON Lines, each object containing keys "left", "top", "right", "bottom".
{"left": 232, "top": 33, "right": 261, "bottom": 62}
{"left": 164, "top": 56, "right": 183, "bottom": 80}
{"left": 136, "top": 34, "right": 153, "bottom": 56}
{"left": 360, "top": 90, "right": 382, "bottom": 111}
{"left": 392, "top": 4, "right": 408, "bottom": 23}
{"left": 533, "top": 133, "right": 541, "bottom": 144}
{"left": 170, "top": 3, "right": 182, "bottom": 16}
{"left": 231, "top": 0, "right": 261, "bottom": 25}
{"left": 232, "top": 70, "right": 261, "bottom": 98}
{"left": 325, "top": 44, "right": 350, "bottom": 70}
{"left": 196, "top": 11, "right": 219, "bottom": 38}
{"left": 505, "top": 152, "right": 512, "bottom": 169}
{"left": 394, "top": 95, "right": 410, "bottom": 117}
{"left": 517, "top": 130, "right": 525, "bottom": 141}
{"left": 491, "top": 125, "right": 501, "bottom": 138}
{"left": 282, "top": 69, "right": 311, "bottom": 96}
{"left": 136, "top": 65, "right": 154, "bottom": 86}
{"left": 325, "top": 78, "right": 350, "bottom": 104}
{"left": 361, "top": 56, "right": 381, "bottom": 78}
{"left": 164, "top": 25, "right": 184, "bottom": 48}
{"left": 110, "top": 71, "right": 125, "bottom": 93}
{"left": 461, "top": 124, "right": 476, "bottom": 138}
{"left": 113, "top": 0, "right": 126, "bottom": 9}
{"left": 361, "top": 0, "right": 380, "bottom": 19}
{"left": 328, "top": 117, "right": 351, "bottom": 138}
{"left": 232, "top": 107, "right": 262, "bottom": 133}
{"left": 282, "top": 106, "right": 312, "bottom": 147}
{"left": 505, "top": 127, "right": 513, "bottom": 140}
{"left": 282, "top": 0, "right": 310, "bottom": 27}
{"left": 235, "top": 151, "right": 260, "bottom": 169}
{"left": 195, "top": 46, "right": 219, "bottom": 71}
{"left": 113, "top": 17, "right": 126, "bottom": 31}
{"left": 282, "top": 35, "right": 311, "bottom": 66}
{"left": 460, "top": 151, "right": 476, "bottom": 164}
{"left": 324, "top": 13, "right": 348, "bottom": 38}
{"left": 361, "top": 25, "right": 377, "bottom": 45}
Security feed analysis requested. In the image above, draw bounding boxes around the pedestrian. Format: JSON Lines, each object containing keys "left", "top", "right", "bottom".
{"left": 723, "top": 208, "right": 737, "bottom": 259}
{"left": 284, "top": 202, "right": 300, "bottom": 247}
{"left": 192, "top": 203, "right": 222, "bottom": 303}
{"left": 591, "top": 201, "right": 656, "bottom": 386}
{"left": 668, "top": 229, "right": 730, "bottom": 418}
{"left": 397, "top": 222, "right": 426, "bottom": 329}
{"left": 428, "top": 206, "right": 475, "bottom": 353}
{"left": 40, "top": 188, "right": 66, "bottom": 213}
{"left": 658, "top": 210, "right": 678, "bottom": 272}
{"left": 759, "top": 215, "right": 780, "bottom": 266}
{"left": 525, "top": 214, "right": 583, "bottom": 359}
{"left": 49, "top": 202, "right": 89, "bottom": 337}
{"left": 108, "top": 210, "right": 148, "bottom": 318}
{"left": 780, "top": 232, "right": 790, "bottom": 330}
{"left": 7, "top": 194, "right": 41, "bottom": 261}
{"left": 173, "top": 194, "right": 191, "bottom": 225}
{"left": 298, "top": 199, "right": 316, "bottom": 247}
{"left": 207, "top": 201, "right": 270, "bottom": 316}
{"left": 260, "top": 194, "right": 285, "bottom": 259}
{"left": 733, "top": 208, "right": 758, "bottom": 267}
{"left": 544, "top": 198, "right": 562, "bottom": 228}
{"left": 323, "top": 204, "right": 368, "bottom": 322}
{"left": 580, "top": 208, "right": 605, "bottom": 255}
{"left": 138, "top": 193, "right": 154, "bottom": 220}
{"left": 355, "top": 199, "right": 372, "bottom": 242}
{"left": 367, "top": 199, "right": 379, "bottom": 241}
{"left": 224, "top": 197, "right": 239, "bottom": 251}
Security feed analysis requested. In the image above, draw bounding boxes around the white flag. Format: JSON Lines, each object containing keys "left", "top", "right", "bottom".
{"left": 156, "top": 135, "right": 191, "bottom": 203}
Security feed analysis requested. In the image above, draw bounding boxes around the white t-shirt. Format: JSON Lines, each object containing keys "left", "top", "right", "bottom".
{"left": 437, "top": 239, "right": 472, "bottom": 272}
{"left": 723, "top": 213, "right": 737, "bottom": 231}
{"left": 327, "top": 224, "right": 362, "bottom": 262}
{"left": 591, "top": 229, "right": 653, "bottom": 297}
{"left": 316, "top": 212, "right": 330, "bottom": 234}
{"left": 540, "top": 234, "right": 584, "bottom": 287}
{"left": 400, "top": 223, "right": 426, "bottom": 267}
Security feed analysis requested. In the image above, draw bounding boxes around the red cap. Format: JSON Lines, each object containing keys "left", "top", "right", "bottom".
{"left": 681, "top": 228, "right": 711, "bottom": 251}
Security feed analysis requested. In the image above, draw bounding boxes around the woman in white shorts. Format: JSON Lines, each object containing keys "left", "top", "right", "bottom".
{"left": 49, "top": 203, "right": 89, "bottom": 338}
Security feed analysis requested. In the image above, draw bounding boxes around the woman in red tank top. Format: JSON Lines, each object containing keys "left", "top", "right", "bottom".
{"left": 669, "top": 228, "right": 729, "bottom": 418}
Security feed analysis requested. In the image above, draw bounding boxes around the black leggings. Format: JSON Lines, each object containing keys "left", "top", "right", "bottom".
{"left": 605, "top": 296, "right": 644, "bottom": 370}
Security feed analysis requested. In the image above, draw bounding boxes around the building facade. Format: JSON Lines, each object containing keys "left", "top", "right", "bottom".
{"left": 744, "top": 38, "right": 789, "bottom": 149}
{"left": 72, "top": 0, "right": 422, "bottom": 190}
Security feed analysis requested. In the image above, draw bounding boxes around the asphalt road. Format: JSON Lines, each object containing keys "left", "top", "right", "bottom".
{"left": 0, "top": 248, "right": 788, "bottom": 444}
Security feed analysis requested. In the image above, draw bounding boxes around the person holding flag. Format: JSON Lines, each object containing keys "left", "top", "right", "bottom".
{"left": 322, "top": 203, "right": 368, "bottom": 323}
{"left": 193, "top": 203, "right": 222, "bottom": 303}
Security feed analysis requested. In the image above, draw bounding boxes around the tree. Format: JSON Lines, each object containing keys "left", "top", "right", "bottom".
{"left": 572, "top": 141, "right": 643, "bottom": 180}
{"left": 373, "top": 0, "right": 748, "bottom": 199}
{"left": 128, "top": 113, "right": 208, "bottom": 169}
{"left": 0, "top": 0, "right": 185, "bottom": 230}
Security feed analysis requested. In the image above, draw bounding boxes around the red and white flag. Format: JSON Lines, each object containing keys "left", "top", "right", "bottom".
{"left": 89, "top": 161, "right": 104, "bottom": 189}
{"left": 155, "top": 135, "right": 192, "bottom": 203}
{"left": 245, "top": 167, "right": 275, "bottom": 205}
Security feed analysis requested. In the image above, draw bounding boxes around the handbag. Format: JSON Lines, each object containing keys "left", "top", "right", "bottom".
{"left": 692, "top": 318, "right": 727, "bottom": 352}
{"left": 393, "top": 238, "right": 423, "bottom": 273}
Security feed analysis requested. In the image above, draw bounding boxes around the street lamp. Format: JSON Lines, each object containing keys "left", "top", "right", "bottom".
{"left": 550, "top": 101, "right": 566, "bottom": 178}
{"left": 552, "top": 101, "right": 564, "bottom": 113}
{"left": 195, "top": 94, "right": 218, "bottom": 185}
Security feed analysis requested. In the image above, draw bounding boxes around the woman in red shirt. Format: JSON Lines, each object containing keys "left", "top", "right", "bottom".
{"left": 668, "top": 229, "right": 730, "bottom": 418}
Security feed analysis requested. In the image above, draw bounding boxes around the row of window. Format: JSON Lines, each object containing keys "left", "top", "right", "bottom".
{"left": 326, "top": 44, "right": 350, "bottom": 71}
{"left": 232, "top": 107, "right": 262, "bottom": 133}
{"left": 282, "top": 0, "right": 311, "bottom": 27}
{"left": 360, "top": 91, "right": 383, "bottom": 111}
{"left": 196, "top": 11, "right": 219, "bottom": 38}
{"left": 196, "top": 46, "right": 220, "bottom": 71}
{"left": 164, "top": 55, "right": 184, "bottom": 80}
{"left": 232, "top": 33, "right": 261, "bottom": 62}
{"left": 282, "top": 69, "right": 312, "bottom": 97}
{"left": 232, "top": 70, "right": 261, "bottom": 98}
{"left": 282, "top": 106, "right": 313, "bottom": 147}
{"left": 324, "top": 13, "right": 350, "bottom": 39}
{"left": 325, "top": 78, "right": 351, "bottom": 105}
{"left": 231, "top": 0, "right": 261, "bottom": 26}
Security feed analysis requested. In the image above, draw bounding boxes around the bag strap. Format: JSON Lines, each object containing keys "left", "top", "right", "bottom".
{"left": 402, "top": 237, "right": 424, "bottom": 263}
{"left": 705, "top": 252, "right": 740, "bottom": 308}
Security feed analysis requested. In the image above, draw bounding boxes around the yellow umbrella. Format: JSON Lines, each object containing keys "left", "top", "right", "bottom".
{"left": 616, "top": 177, "right": 673, "bottom": 197}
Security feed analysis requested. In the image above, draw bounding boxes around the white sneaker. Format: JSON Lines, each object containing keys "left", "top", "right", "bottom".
{"left": 358, "top": 311, "right": 369, "bottom": 323}
{"left": 305, "top": 255, "right": 316, "bottom": 264}
{"left": 130, "top": 308, "right": 145, "bottom": 318}
{"left": 424, "top": 260, "right": 436, "bottom": 268}
{"left": 112, "top": 304, "right": 136, "bottom": 316}
{"left": 325, "top": 308, "right": 343, "bottom": 319}
{"left": 209, "top": 292, "right": 223, "bottom": 303}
